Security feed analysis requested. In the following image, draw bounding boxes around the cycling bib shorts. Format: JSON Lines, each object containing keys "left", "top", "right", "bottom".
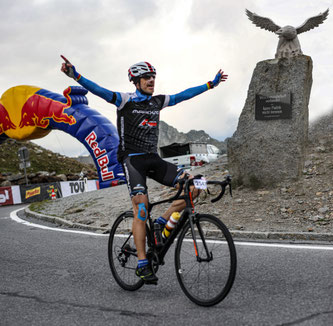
{"left": 121, "top": 153, "right": 184, "bottom": 197}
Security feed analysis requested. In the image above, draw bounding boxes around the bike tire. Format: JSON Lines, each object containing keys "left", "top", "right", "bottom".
{"left": 174, "top": 214, "right": 237, "bottom": 306}
{"left": 108, "top": 211, "right": 144, "bottom": 291}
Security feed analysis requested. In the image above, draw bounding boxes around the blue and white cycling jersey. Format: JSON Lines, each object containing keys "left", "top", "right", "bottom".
{"left": 76, "top": 75, "right": 209, "bottom": 161}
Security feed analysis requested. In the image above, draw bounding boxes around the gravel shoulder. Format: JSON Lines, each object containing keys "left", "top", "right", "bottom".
{"left": 26, "top": 143, "right": 333, "bottom": 242}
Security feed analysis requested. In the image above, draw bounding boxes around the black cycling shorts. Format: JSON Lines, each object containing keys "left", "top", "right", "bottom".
{"left": 121, "top": 153, "right": 183, "bottom": 197}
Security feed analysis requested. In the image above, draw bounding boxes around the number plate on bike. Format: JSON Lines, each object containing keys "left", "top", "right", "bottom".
{"left": 193, "top": 178, "right": 207, "bottom": 190}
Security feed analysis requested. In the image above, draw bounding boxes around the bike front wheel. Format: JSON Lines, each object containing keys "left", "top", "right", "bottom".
{"left": 108, "top": 211, "right": 144, "bottom": 291}
{"left": 175, "top": 214, "right": 237, "bottom": 306}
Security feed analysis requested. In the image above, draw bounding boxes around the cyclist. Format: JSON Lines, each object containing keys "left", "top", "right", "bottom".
{"left": 61, "top": 58, "right": 228, "bottom": 283}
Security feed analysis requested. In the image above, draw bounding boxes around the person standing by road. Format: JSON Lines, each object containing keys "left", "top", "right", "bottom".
{"left": 61, "top": 57, "right": 228, "bottom": 283}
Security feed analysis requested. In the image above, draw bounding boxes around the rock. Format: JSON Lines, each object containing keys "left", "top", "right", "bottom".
{"left": 318, "top": 206, "right": 329, "bottom": 214}
{"left": 309, "top": 215, "right": 324, "bottom": 222}
{"left": 57, "top": 174, "right": 67, "bottom": 181}
{"left": 257, "top": 191, "right": 270, "bottom": 195}
{"left": 227, "top": 55, "right": 312, "bottom": 188}
{"left": 0, "top": 180, "right": 11, "bottom": 187}
{"left": 304, "top": 160, "right": 312, "bottom": 168}
{"left": 8, "top": 174, "right": 24, "bottom": 182}
{"left": 315, "top": 146, "right": 326, "bottom": 153}
{"left": 38, "top": 171, "right": 50, "bottom": 177}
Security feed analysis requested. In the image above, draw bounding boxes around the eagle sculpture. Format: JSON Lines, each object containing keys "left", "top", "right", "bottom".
{"left": 246, "top": 8, "right": 329, "bottom": 58}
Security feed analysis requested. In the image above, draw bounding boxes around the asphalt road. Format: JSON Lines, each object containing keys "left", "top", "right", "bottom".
{"left": 1, "top": 205, "right": 332, "bottom": 326}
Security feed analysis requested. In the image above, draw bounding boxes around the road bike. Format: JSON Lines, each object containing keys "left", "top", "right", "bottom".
{"left": 108, "top": 174, "right": 237, "bottom": 306}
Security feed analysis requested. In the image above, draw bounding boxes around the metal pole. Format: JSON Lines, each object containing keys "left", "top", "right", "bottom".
{"left": 23, "top": 161, "right": 28, "bottom": 185}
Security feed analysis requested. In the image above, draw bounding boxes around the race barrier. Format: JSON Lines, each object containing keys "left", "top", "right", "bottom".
{"left": 0, "top": 179, "right": 99, "bottom": 206}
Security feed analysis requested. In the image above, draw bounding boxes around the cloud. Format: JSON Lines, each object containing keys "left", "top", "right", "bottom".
{"left": 1, "top": 0, "right": 332, "bottom": 157}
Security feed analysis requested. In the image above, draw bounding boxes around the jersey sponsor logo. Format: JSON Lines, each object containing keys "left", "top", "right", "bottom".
{"left": 132, "top": 109, "right": 159, "bottom": 115}
{"left": 139, "top": 119, "right": 157, "bottom": 127}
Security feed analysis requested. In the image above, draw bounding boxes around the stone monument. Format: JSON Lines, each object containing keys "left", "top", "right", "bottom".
{"left": 227, "top": 9, "right": 329, "bottom": 188}
{"left": 227, "top": 56, "right": 312, "bottom": 188}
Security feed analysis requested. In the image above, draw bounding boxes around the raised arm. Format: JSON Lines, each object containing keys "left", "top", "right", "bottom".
{"left": 167, "top": 69, "right": 228, "bottom": 106}
{"left": 60, "top": 55, "right": 118, "bottom": 104}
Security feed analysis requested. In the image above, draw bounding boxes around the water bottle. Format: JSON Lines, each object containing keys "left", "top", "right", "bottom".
{"left": 162, "top": 212, "right": 181, "bottom": 239}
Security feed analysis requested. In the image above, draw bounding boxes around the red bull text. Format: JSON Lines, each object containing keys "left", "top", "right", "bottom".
{"left": 85, "top": 131, "right": 114, "bottom": 181}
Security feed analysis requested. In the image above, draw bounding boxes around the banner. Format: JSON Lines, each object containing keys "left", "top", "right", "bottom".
{"left": 0, "top": 187, "right": 13, "bottom": 206}
{"left": 20, "top": 182, "right": 62, "bottom": 203}
{"left": 60, "top": 180, "right": 98, "bottom": 197}
{"left": 0, "top": 180, "right": 99, "bottom": 206}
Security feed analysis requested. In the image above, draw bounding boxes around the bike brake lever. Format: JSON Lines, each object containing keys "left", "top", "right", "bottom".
{"left": 208, "top": 178, "right": 232, "bottom": 203}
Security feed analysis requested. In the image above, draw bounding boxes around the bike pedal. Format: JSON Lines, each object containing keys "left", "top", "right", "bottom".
{"left": 144, "top": 280, "right": 158, "bottom": 285}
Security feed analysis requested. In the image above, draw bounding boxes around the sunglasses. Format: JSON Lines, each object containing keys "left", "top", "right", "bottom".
{"left": 142, "top": 73, "right": 156, "bottom": 80}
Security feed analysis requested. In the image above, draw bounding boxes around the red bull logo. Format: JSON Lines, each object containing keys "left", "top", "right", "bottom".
{"left": 0, "top": 103, "right": 16, "bottom": 134}
{"left": 0, "top": 85, "right": 76, "bottom": 140}
{"left": 19, "top": 88, "right": 76, "bottom": 129}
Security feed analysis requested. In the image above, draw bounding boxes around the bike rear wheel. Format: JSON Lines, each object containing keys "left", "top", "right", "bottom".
{"left": 175, "top": 214, "right": 237, "bottom": 306}
{"left": 108, "top": 211, "right": 144, "bottom": 291}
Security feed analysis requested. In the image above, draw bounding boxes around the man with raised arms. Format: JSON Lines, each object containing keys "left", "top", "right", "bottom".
{"left": 61, "top": 57, "right": 228, "bottom": 283}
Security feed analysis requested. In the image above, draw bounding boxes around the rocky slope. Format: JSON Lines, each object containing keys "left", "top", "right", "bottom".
{"left": 0, "top": 140, "right": 97, "bottom": 186}
{"left": 28, "top": 111, "right": 333, "bottom": 236}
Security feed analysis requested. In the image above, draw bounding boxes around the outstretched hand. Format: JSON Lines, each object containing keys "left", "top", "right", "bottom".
{"left": 60, "top": 55, "right": 78, "bottom": 79}
{"left": 212, "top": 69, "right": 228, "bottom": 87}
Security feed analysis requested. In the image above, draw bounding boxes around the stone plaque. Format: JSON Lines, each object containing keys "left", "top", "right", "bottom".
{"left": 255, "top": 92, "right": 292, "bottom": 120}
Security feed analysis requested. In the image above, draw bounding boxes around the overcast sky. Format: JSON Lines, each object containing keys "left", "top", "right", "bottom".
{"left": 1, "top": 0, "right": 332, "bottom": 157}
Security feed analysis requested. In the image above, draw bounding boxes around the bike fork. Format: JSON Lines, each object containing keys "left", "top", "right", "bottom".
{"left": 189, "top": 214, "right": 213, "bottom": 262}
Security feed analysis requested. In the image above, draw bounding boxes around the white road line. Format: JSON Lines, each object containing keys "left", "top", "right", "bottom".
{"left": 10, "top": 207, "right": 108, "bottom": 237}
{"left": 234, "top": 241, "right": 333, "bottom": 251}
{"left": 9, "top": 207, "right": 333, "bottom": 250}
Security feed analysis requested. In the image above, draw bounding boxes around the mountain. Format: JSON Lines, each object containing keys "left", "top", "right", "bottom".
{"left": 158, "top": 121, "right": 227, "bottom": 153}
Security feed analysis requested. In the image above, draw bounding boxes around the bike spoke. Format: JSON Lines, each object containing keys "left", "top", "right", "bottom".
{"left": 175, "top": 214, "right": 236, "bottom": 306}
{"left": 108, "top": 211, "right": 144, "bottom": 291}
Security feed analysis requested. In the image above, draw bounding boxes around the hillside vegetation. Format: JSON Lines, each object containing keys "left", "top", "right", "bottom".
{"left": 0, "top": 139, "right": 95, "bottom": 175}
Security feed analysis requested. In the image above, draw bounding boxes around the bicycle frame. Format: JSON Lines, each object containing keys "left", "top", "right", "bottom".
{"left": 145, "top": 175, "right": 227, "bottom": 265}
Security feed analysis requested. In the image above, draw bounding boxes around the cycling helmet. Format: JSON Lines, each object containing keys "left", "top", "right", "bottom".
{"left": 128, "top": 61, "right": 156, "bottom": 82}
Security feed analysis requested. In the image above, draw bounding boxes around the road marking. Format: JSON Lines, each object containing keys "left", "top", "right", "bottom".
{"left": 9, "top": 207, "right": 333, "bottom": 250}
{"left": 182, "top": 239, "right": 333, "bottom": 251}
{"left": 234, "top": 241, "right": 333, "bottom": 251}
{"left": 10, "top": 207, "right": 108, "bottom": 237}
